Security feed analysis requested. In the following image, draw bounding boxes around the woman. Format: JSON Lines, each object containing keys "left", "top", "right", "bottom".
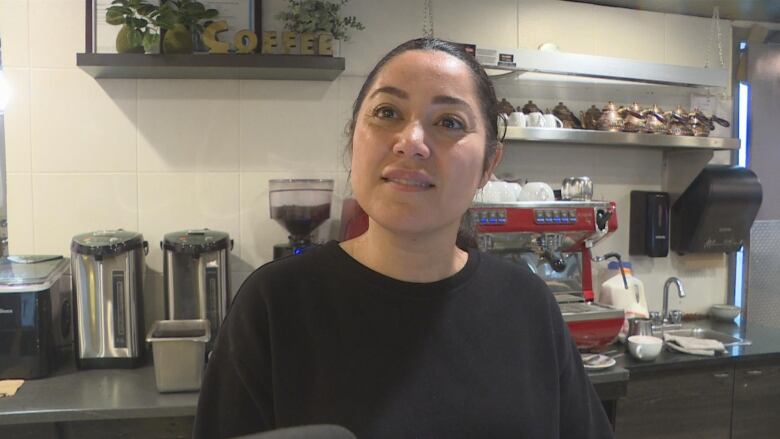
{"left": 194, "top": 38, "right": 613, "bottom": 439}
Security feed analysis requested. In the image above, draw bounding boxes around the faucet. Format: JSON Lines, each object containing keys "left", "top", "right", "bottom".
{"left": 662, "top": 277, "right": 686, "bottom": 324}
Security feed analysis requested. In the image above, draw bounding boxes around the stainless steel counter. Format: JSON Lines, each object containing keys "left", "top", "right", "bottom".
{"left": 0, "top": 361, "right": 196, "bottom": 425}
{"left": 0, "top": 354, "right": 627, "bottom": 427}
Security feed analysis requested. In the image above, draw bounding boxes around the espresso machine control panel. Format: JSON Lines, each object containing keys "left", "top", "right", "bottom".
{"left": 473, "top": 208, "right": 580, "bottom": 225}
{"left": 533, "top": 209, "right": 578, "bottom": 225}
{"left": 473, "top": 209, "right": 508, "bottom": 225}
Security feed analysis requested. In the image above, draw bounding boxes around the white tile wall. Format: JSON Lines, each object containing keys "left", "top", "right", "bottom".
{"left": 665, "top": 15, "right": 733, "bottom": 69}
{"left": 137, "top": 79, "right": 241, "bottom": 172}
{"left": 3, "top": 0, "right": 742, "bottom": 313}
{"left": 31, "top": 173, "right": 138, "bottom": 255}
{"left": 0, "top": 0, "right": 30, "bottom": 67}
{"left": 28, "top": 0, "right": 84, "bottom": 68}
{"left": 6, "top": 173, "right": 34, "bottom": 254}
{"left": 436, "top": 0, "right": 518, "bottom": 49}
{"left": 142, "top": 272, "right": 165, "bottom": 337}
{"left": 593, "top": 6, "right": 666, "bottom": 63}
{"left": 30, "top": 69, "right": 137, "bottom": 173}
{"left": 2, "top": 67, "right": 31, "bottom": 173}
{"left": 239, "top": 80, "right": 342, "bottom": 171}
{"left": 516, "top": 0, "right": 597, "bottom": 54}
{"left": 336, "top": 0, "right": 423, "bottom": 76}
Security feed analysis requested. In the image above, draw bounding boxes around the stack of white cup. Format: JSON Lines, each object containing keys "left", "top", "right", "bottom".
{"left": 506, "top": 111, "right": 563, "bottom": 128}
{"left": 475, "top": 181, "right": 555, "bottom": 203}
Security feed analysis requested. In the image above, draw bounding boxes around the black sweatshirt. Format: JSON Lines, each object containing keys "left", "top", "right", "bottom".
{"left": 194, "top": 241, "right": 613, "bottom": 439}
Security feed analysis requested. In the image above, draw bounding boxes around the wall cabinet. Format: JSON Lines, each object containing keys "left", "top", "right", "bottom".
{"left": 614, "top": 361, "right": 780, "bottom": 439}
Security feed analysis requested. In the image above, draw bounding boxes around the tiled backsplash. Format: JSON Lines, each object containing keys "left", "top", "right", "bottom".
{"left": 1, "top": 0, "right": 738, "bottom": 331}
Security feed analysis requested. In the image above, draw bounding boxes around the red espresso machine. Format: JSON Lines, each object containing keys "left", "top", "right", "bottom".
{"left": 338, "top": 198, "right": 624, "bottom": 349}
{"left": 470, "top": 200, "right": 624, "bottom": 349}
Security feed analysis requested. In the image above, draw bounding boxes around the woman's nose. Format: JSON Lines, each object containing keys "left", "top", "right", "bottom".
{"left": 392, "top": 121, "right": 431, "bottom": 159}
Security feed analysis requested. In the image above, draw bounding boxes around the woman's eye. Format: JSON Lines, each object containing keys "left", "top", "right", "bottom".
{"left": 438, "top": 116, "right": 465, "bottom": 130}
{"left": 373, "top": 106, "right": 398, "bottom": 119}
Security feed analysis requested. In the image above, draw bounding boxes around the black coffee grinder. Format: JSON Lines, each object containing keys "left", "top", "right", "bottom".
{"left": 270, "top": 179, "right": 335, "bottom": 259}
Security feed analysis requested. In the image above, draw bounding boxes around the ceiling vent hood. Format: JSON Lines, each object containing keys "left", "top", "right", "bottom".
{"left": 476, "top": 46, "right": 729, "bottom": 88}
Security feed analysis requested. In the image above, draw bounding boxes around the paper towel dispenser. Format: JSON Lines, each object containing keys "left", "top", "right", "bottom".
{"left": 671, "top": 166, "right": 762, "bottom": 254}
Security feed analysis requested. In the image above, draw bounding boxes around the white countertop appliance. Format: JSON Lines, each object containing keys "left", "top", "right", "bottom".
{"left": 161, "top": 229, "right": 232, "bottom": 353}
{"left": 0, "top": 255, "right": 71, "bottom": 379}
{"left": 71, "top": 230, "right": 148, "bottom": 369}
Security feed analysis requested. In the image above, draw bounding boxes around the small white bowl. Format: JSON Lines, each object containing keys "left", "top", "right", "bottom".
{"left": 710, "top": 304, "right": 741, "bottom": 322}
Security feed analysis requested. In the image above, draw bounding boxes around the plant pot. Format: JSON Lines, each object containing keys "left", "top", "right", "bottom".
{"left": 192, "top": 29, "right": 208, "bottom": 53}
{"left": 163, "top": 24, "right": 194, "bottom": 54}
{"left": 143, "top": 32, "right": 161, "bottom": 54}
{"left": 116, "top": 24, "right": 144, "bottom": 54}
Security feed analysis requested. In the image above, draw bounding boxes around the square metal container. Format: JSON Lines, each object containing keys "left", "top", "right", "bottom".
{"left": 146, "top": 319, "right": 210, "bottom": 393}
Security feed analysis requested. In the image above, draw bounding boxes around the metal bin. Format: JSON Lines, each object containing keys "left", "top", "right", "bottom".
{"left": 146, "top": 319, "right": 210, "bottom": 393}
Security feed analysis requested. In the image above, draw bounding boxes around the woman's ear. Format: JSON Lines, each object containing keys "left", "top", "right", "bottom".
{"left": 479, "top": 144, "right": 504, "bottom": 188}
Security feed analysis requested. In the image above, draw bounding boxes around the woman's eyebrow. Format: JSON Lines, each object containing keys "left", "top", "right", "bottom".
{"left": 369, "top": 86, "right": 409, "bottom": 100}
{"left": 432, "top": 95, "right": 472, "bottom": 109}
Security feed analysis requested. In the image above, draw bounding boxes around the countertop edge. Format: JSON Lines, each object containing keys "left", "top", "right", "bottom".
{"left": 0, "top": 405, "right": 196, "bottom": 426}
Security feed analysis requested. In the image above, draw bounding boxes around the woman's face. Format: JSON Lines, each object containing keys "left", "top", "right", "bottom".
{"left": 351, "top": 49, "right": 495, "bottom": 238}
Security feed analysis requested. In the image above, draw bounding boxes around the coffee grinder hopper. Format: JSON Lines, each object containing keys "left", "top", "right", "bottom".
{"left": 269, "top": 179, "right": 334, "bottom": 258}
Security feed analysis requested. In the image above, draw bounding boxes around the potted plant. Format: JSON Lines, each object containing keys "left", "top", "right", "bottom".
{"left": 156, "top": 0, "right": 219, "bottom": 54}
{"left": 275, "top": 0, "right": 364, "bottom": 54}
{"left": 105, "top": 0, "right": 161, "bottom": 54}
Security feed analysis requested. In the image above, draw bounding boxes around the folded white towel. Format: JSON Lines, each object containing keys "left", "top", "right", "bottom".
{"left": 0, "top": 379, "right": 24, "bottom": 398}
{"left": 663, "top": 333, "right": 727, "bottom": 356}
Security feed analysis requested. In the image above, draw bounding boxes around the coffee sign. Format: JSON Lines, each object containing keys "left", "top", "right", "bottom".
{"left": 202, "top": 24, "right": 335, "bottom": 56}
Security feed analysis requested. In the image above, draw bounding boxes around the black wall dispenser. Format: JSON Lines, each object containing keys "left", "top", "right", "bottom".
{"left": 671, "top": 166, "right": 762, "bottom": 254}
{"left": 630, "top": 191, "right": 670, "bottom": 257}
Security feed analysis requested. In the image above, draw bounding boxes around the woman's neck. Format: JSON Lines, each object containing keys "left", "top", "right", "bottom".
{"left": 340, "top": 219, "right": 468, "bottom": 283}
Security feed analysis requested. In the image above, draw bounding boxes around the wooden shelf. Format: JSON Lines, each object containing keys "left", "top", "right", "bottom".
{"left": 76, "top": 53, "right": 344, "bottom": 80}
{"left": 504, "top": 127, "right": 739, "bottom": 151}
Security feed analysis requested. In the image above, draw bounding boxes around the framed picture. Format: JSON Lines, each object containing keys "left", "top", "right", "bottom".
{"left": 85, "top": 0, "right": 262, "bottom": 53}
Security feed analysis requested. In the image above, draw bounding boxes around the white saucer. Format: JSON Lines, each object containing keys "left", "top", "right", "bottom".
{"left": 581, "top": 353, "right": 616, "bottom": 370}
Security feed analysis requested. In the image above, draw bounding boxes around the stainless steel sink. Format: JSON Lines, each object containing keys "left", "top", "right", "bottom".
{"left": 662, "top": 328, "right": 751, "bottom": 347}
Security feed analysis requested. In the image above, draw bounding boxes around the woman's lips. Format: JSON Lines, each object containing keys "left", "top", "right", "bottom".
{"left": 381, "top": 168, "right": 435, "bottom": 190}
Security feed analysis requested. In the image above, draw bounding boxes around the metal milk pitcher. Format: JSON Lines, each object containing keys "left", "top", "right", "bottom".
{"left": 628, "top": 318, "right": 654, "bottom": 337}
